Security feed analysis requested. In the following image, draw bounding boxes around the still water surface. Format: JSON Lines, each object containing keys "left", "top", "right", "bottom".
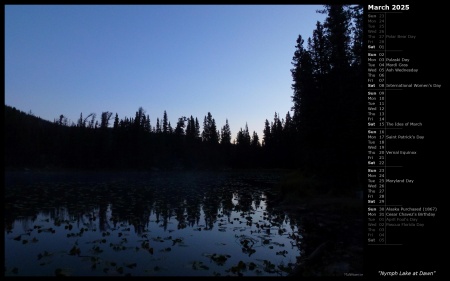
{"left": 5, "top": 170, "right": 302, "bottom": 276}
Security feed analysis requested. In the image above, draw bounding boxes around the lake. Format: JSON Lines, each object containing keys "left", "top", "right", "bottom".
{"left": 4, "top": 169, "right": 302, "bottom": 276}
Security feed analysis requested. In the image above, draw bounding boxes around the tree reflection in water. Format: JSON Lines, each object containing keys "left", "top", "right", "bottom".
{"left": 5, "top": 170, "right": 301, "bottom": 277}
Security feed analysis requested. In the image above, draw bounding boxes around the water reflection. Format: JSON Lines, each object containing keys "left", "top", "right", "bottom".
{"left": 5, "top": 170, "right": 301, "bottom": 276}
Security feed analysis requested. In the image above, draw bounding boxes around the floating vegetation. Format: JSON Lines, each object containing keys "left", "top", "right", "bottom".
{"left": 171, "top": 238, "right": 183, "bottom": 246}
{"left": 227, "top": 260, "right": 247, "bottom": 276}
{"left": 278, "top": 262, "right": 293, "bottom": 274}
{"left": 192, "top": 261, "right": 209, "bottom": 271}
{"left": 67, "top": 232, "right": 83, "bottom": 238}
{"left": 5, "top": 170, "right": 300, "bottom": 277}
{"left": 116, "top": 266, "right": 124, "bottom": 274}
{"left": 91, "top": 245, "right": 103, "bottom": 254}
{"left": 160, "top": 247, "right": 172, "bottom": 252}
{"left": 207, "top": 253, "right": 231, "bottom": 266}
{"left": 38, "top": 227, "right": 56, "bottom": 234}
{"left": 89, "top": 256, "right": 101, "bottom": 270}
{"left": 69, "top": 245, "right": 81, "bottom": 256}
{"left": 54, "top": 267, "right": 71, "bottom": 276}
{"left": 248, "top": 262, "right": 257, "bottom": 271}
{"left": 152, "top": 236, "right": 165, "bottom": 243}
{"left": 276, "top": 250, "right": 288, "bottom": 257}
{"left": 37, "top": 251, "right": 53, "bottom": 260}
{"left": 125, "top": 262, "right": 137, "bottom": 269}
{"left": 263, "top": 260, "right": 277, "bottom": 274}
{"left": 110, "top": 242, "right": 127, "bottom": 252}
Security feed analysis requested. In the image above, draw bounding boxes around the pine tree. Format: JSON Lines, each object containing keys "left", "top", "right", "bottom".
{"left": 288, "top": 4, "right": 364, "bottom": 192}
{"left": 271, "top": 112, "right": 283, "bottom": 147}
{"left": 141, "top": 115, "right": 147, "bottom": 130}
{"left": 175, "top": 117, "right": 186, "bottom": 136}
{"left": 263, "top": 119, "right": 271, "bottom": 147}
{"left": 291, "top": 34, "right": 315, "bottom": 133}
{"left": 202, "top": 112, "right": 218, "bottom": 144}
{"left": 220, "top": 119, "right": 232, "bottom": 145}
{"left": 195, "top": 117, "right": 200, "bottom": 138}
{"left": 243, "top": 123, "right": 250, "bottom": 146}
{"left": 144, "top": 114, "right": 151, "bottom": 132}
{"left": 251, "top": 131, "right": 260, "bottom": 147}
{"left": 113, "top": 113, "right": 119, "bottom": 129}
{"left": 283, "top": 111, "right": 293, "bottom": 133}
{"left": 349, "top": 5, "right": 363, "bottom": 68}
{"left": 186, "top": 115, "right": 194, "bottom": 138}
{"left": 163, "top": 110, "right": 168, "bottom": 134}
{"left": 323, "top": 5, "right": 351, "bottom": 73}
{"left": 236, "top": 123, "right": 250, "bottom": 146}
{"left": 156, "top": 118, "right": 161, "bottom": 133}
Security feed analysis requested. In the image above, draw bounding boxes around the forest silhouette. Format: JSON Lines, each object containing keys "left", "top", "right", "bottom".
{"left": 5, "top": 5, "right": 364, "bottom": 196}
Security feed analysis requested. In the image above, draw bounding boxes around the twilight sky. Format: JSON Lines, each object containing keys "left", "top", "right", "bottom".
{"left": 5, "top": 5, "right": 326, "bottom": 141}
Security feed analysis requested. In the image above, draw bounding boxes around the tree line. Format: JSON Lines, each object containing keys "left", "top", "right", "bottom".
{"left": 5, "top": 104, "right": 293, "bottom": 170}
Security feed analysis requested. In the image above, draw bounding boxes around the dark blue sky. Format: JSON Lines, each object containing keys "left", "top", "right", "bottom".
{"left": 5, "top": 5, "right": 325, "bottom": 140}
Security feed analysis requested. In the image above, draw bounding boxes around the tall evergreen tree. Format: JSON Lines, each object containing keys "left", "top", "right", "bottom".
{"left": 134, "top": 107, "right": 145, "bottom": 129}
{"left": 291, "top": 34, "right": 315, "bottom": 134}
{"left": 220, "top": 119, "right": 232, "bottom": 145}
{"left": 251, "top": 131, "right": 260, "bottom": 147}
{"left": 271, "top": 112, "right": 283, "bottom": 147}
{"left": 323, "top": 5, "right": 351, "bottom": 73}
{"left": 289, "top": 4, "right": 364, "bottom": 192}
{"left": 186, "top": 115, "right": 194, "bottom": 138}
{"left": 309, "top": 21, "right": 330, "bottom": 79}
{"left": 283, "top": 111, "right": 293, "bottom": 133}
{"left": 113, "top": 113, "right": 119, "bottom": 130}
{"left": 349, "top": 5, "right": 364, "bottom": 68}
{"left": 162, "top": 110, "right": 168, "bottom": 134}
{"left": 175, "top": 117, "right": 186, "bottom": 136}
{"left": 236, "top": 123, "right": 250, "bottom": 147}
{"left": 141, "top": 115, "right": 147, "bottom": 130}
{"left": 144, "top": 114, "right": 151, "bottom": 132}
{"left": 202, "top": 112, "right": 218, "bottom": 144}
{"left": 263, "top": 119, "right": 271, "bottom": 147}
{"left": 194, "top": 117, "right": 200, "bottom": 138}
{"left": 156, "top": 118, "right": 161, "bottom": 133}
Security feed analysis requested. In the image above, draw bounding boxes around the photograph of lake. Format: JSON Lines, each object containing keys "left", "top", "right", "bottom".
{"left": 5, "top": 4, "right": 364, "bottom": 277}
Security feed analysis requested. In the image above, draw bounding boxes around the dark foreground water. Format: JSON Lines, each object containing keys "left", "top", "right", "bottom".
{"left": 5, "top": 170, "right": 302, "bottom": 276}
